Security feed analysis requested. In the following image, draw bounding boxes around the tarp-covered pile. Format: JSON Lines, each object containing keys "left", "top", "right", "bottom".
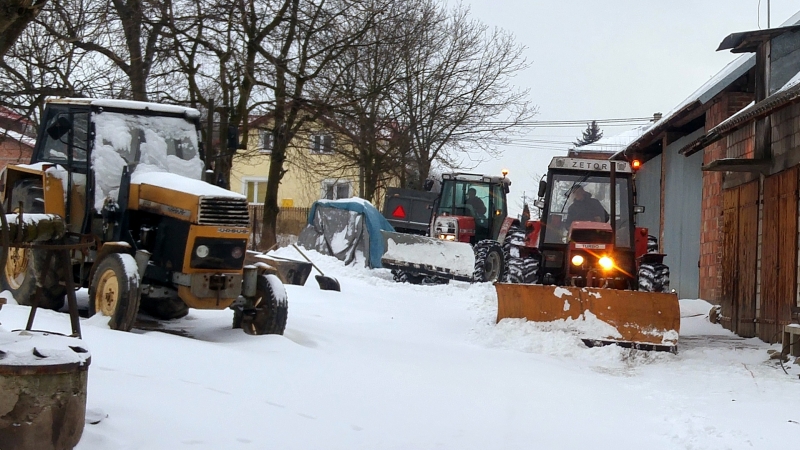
{"left": 297, "top": 198, "right": 394, "bottom": 268}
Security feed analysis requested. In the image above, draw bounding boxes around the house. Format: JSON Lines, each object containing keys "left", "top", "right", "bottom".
{"left": 0, "top": 106, "right": 35, "bottom": 169}
{"left": 616, "top": 12, "right": 800, "bottom": 342}
{"left": 230, "top": 117, "right": 362, "bottom": 209}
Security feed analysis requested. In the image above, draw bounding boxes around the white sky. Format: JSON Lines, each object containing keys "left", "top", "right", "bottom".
{"left": 463, "top": 0, "right": 799, "bottom": 213}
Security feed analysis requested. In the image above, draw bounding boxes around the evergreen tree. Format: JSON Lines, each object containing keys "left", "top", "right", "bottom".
{"left": 573, "top": 120, "right": 604, "bottom": 147}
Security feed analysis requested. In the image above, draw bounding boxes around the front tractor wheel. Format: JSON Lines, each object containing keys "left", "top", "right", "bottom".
{"left": 240, "top": 274, "right": 288, "bottom": 335}
{"left": 473, "top": 240, "right": 505, "bottom": 283}
{"left": 89, "top": 253, "right": 142, "bottom": 331}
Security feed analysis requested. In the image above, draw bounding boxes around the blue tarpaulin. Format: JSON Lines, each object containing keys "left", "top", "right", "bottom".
{"left": 304, "top": 198, "right": 395, "bottom": 269}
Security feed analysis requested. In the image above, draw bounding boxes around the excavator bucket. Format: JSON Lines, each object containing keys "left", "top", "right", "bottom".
{"left": 495, "top": 283, "right": 681, "bottom": 352}
{"left": 381, "top": 230, "right": 475, "bottom": 281}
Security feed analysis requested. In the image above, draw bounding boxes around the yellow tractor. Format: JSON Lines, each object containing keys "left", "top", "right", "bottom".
{"left": 0, "top": 98, "right": 287, "bottom": 334}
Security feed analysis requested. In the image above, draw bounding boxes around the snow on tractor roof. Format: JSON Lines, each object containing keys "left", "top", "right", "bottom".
{"left": 549, "top": 157, "right": 631, "bottom": 173}
{"left": 442, "top": 172, "right": 511, "bottom": 185}
{"left": 46, "top": 98, "right": 201, "bottom": 118}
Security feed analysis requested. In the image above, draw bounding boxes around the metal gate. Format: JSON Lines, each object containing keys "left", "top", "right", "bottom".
{"left": 720, "top": 180, "right": 759, "bottom": 337}
{"left": 760, "top": 167, "right": 798, "bottom": 343}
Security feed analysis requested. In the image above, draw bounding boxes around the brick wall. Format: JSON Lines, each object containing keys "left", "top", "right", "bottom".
{"left": 699, "top": 92, "right": 754, "bottom": 303}
{"left": 0, "top": 138, "right": 33, "bottom": 170}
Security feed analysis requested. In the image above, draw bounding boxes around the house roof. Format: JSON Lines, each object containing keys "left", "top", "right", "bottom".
{"left": 614, "top": 10, "right": 800, "bottom": 161}
{"left": 678, "top": 70, "right": 800, "bottom": 156}
{"left": 0, "top": 127, "right": 36, "bottom": 148}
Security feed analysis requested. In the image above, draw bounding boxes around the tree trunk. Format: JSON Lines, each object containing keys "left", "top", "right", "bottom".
{"left": 0, "top": 0, "right": 48, "bottom": 57}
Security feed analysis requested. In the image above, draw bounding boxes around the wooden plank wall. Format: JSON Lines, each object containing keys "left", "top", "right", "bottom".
{"left": 759, "top": 167, "right": 798, "bottom": 343}
{"left": 736, "top": 181, "right": 759, "bottom": 338}
{"left": 720, "top": 188, "right": 739, "bottom": 332}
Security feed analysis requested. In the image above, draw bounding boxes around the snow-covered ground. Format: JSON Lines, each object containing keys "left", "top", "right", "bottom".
{"left": 1, "top": 249, "right": 799, "bottom": 450}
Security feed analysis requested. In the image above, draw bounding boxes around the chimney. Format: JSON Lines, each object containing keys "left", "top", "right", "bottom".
{"left": 652, "top": 112, "right": 663, "bottom": 122}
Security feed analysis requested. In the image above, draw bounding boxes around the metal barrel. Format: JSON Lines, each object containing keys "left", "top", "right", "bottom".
{"left": 495, "top": 283, "right": 680, "bottom": 350}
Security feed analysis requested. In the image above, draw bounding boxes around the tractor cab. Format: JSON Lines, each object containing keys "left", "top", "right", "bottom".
{"left": 434, "top": 172, "right": 510, "bottom": 243}
{"left": 536, "top": 158, "right": 636, "bottom": 287}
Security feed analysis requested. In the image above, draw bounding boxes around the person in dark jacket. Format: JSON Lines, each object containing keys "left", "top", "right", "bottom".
{"left": 465, "top": 187, "right": 487, "bottom": 218}
{"left": 565, "top": 185, "right": 608, "bottom": 228}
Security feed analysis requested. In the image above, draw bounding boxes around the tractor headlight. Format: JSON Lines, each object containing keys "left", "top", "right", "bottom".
{"left": 438, "top": 234, "right": 456, "bottom": 241}
{"left": 598, "top": 256, "right": 614, "bottom": 270}
{"left": 571, "top": 255, "right": 584, "bottom": 266}
{"left": 231, "top": 246, "right": 243, "bottom": 259}
{"left": 196, "top": 245, "right": 210, "bottom": 258}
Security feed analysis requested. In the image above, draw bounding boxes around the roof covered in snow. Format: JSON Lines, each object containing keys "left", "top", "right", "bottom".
{"left": 47, "top": 98, "right": 201, "bottom": 118}
{"left": 0, "top": 126, "right": 36, "bottom": 148}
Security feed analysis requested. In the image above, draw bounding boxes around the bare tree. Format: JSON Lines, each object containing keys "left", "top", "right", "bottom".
{"left": 254, "top": 0, "right": 384, "bottom": 249}
{"left": 398, "top": 3, "right": 534, "bottom": 188}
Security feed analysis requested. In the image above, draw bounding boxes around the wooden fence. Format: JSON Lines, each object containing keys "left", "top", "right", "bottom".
{"left": 248, "top": 205, "right": 310, "bottom": 249}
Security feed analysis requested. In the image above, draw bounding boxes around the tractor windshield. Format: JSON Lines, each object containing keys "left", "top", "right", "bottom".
{"left": 543, "top": 173, "right": 632, "bottom": 248}
{"left": 91, "top": 111, "right": 203, "bottom": 211}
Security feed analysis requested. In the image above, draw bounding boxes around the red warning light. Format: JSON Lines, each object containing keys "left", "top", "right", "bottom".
{"left": 631, "top": 159, "right": 641, "bottom": 170}
{"left": 392, "top": 205, "right": 406, "bottom": 219}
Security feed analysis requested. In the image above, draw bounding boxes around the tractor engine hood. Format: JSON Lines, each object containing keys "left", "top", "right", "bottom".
{"left": 129, "top": 171, "right": 249, "bottom": 227}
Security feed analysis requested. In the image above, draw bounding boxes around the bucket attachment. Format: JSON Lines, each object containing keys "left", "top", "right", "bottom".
{"left": 495, "top": 283, "right": 680, "bottom": 352}
{"left": 380, "top": 230, "right": 475, "bottom": 281}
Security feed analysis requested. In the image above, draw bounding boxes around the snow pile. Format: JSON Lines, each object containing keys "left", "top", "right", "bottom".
{"left": 131, "top": 171, "right": 245, "bottom": 199}
{"left": 1, "top": 252, "right": 799, "bottom": 450}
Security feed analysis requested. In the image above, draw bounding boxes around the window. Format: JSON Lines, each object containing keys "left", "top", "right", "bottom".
{"left": 259, "top": 130, "right": 273, "bottom": 153}
{"left": 311, "top": 133, "right": 334, "bottom": 154}
{"left": 322, "top": 180, "right": 351, "bottom": 200}
{"left": 243, "top": 178, "right": 268, "bottom": 204}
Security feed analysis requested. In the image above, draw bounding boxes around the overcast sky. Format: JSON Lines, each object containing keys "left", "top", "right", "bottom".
{"left": 461, "top": 0, "right": 799, "bottom": 213}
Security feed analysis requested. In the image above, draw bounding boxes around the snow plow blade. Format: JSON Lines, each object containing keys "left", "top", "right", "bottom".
{"left": 495, "top": 283, "right": 680, "bottom": 352}
{"left": 381, "top": 230, "right": 475, "bottom": 281}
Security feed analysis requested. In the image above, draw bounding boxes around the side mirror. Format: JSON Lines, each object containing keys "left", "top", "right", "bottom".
{"left": 47, "top": 116, "right": 72, "bottom": 140}
{"left": 537, "top": 180, "right": 547, "bottom": 198}
{"left": 533, "top": 199, "right": 545, "bottom": 209}
{"left": 423, "top": 179, "right": 434, "bottom": 191}
{"left": 633, "top": 205, "right": 645, "bottom": 214}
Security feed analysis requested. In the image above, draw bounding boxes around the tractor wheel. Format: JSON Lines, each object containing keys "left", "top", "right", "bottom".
{"left": 473, "top": 240, "right": 505, "bottom": 283}
{"left": 503, "top": 226, "right": 538, "bottom": 283}
{"left": 140, "top": 295, "right": 189, "bottom": 320}
{"left": 391, "top": 269, "right": 424, "bottom": 284}
{"left": 1, "top": 180, "right": 67, "bottom": 310}
{"left": 638, "top": 263, "right": 670, "bottom": 293}
{"left": 88, "top": 253, "right": 141, "bottom": 331}
{"left": 241, "top": 274, "right": 288, "bottom": 335}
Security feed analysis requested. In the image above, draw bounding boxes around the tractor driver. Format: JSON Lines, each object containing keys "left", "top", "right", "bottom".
{"left": 564, "top": 184, "right": 608, "bottom": 228}
{"left": 465, "top": 187, "right": 487, "bottom": 218}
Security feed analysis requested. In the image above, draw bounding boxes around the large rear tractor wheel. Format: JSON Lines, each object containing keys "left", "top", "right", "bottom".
{"left": 502, "top": 226, "right": 539, "bottom": 283}
{"left": 241, "top": 274, "right": 288, "bottom": 335}
{"left": 88, "top": 253, "right": 142, "bottom": 331}
{"left": 1, "top": 180, "right": 67, "bottom": 309}
{"left": 473, "top": 240, "right": 505, "bottom": 283}
{"left": 638, "top": 263, "right": 670, "bottom": 293}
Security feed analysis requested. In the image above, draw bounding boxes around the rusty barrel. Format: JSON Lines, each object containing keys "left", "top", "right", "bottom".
{"left": 0, "top": 330, "right": 91, "bottom": 450}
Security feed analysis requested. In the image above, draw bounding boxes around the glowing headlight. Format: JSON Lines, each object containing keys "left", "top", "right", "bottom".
{"left": 598, "top": 256, "right": 614, "bottom": 270}
{"left": 571, "top": 255, "right": 584, "bottom": 266}
{"left": 196, "top": 245, "right": 210, "bottom": 258}
{"left": 438, "top": 234, "right": 456, "bottom": 241}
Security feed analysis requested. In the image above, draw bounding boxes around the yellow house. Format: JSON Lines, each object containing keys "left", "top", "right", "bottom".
{"left": 230, "top": 118, "right": 364, "bottom": 208}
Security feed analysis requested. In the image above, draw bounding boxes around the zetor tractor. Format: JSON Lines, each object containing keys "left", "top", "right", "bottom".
{"left": 495, "top": 156, "right": 680, "bottom": 351}
{"left": 380, "top": 172, "right": 516, "bottom": 283}
{"left": 0, "top": 98, "right": 287, "bottom": 335}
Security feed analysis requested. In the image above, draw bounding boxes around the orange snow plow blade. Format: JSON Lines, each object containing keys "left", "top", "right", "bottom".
{"left": 495, "top": 284, "right": 681, "bottom": 352}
